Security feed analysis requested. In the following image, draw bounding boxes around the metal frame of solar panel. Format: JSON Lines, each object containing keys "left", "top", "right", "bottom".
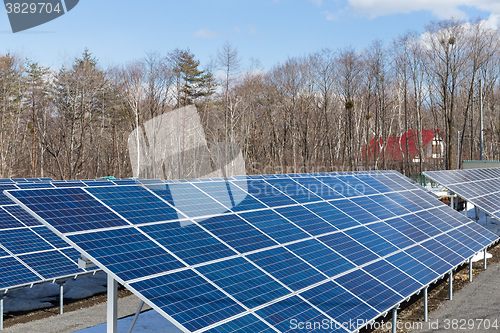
{"left": 0, "top": 178, "right": 137, "bottom": 294}
{"left": 5, "top": 171, "right": 498, "bottom": 333}
{"left": 424, "top": 168, "right": 500, "bottom": 221}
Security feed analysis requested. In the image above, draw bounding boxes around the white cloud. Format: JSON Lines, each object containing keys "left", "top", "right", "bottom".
{"left": 309, "top": 0, "right": 323, "bottom": 6}
{"left": 322, "top": 7, "right": 349, "bottom": 21}
{"left": 346, "top": 0, "right": 500, "bottom": 19}
{"left": 485, "top": 13, "right": 500, "bottom": 29}
{"left": 192, "top": 29, "right": 221, "bottom": 39}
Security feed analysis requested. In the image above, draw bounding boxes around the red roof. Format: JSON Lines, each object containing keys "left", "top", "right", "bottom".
{"left": 361, "top": 130, "right": 441, "bottom": 161}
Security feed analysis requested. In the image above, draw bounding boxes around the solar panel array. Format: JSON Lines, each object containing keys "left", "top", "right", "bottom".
{"left": 0, "top": 178, "right": 136, "bottom": 292}
{"left": 5, "top": 171, "right": 498, "bottom": 333}
{"left": 424, "top": 168, "right": 500, "bottom": 220}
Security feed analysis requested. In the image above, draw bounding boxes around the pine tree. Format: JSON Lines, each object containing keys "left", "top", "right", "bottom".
{"left": 172, "top": 49, "right": 215, "bottom": 106}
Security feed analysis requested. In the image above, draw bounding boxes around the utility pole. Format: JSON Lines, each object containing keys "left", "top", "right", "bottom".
{"left": 480, "top": 79, "right": 484, "bottom": 160}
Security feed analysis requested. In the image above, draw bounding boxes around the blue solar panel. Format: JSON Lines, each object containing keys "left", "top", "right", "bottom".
{"left": 0, "top": 247, "right": 9, "bottom": 258}
{"left": 18, "top": 250, "right": 84, "bottom": 279}
{"left": 334, "top": 269, "right": 402, "bottom": 312}
{"left": 286, "top": 239, "right": 356, "bottom": 277}
{"left": 385, "top": 217, "right": 429, "bottom": 243}
{"left": 387, "top": 250, "right": 440, "bottom": 284}
{"left": 319, "top": 232, "right": 379, "bottom": 266}
{"left": 318, "top": 176, "right": 364, "bottom": 197}
{"left": 0, "top": 228, "right": 54, "bottom": 254}
{"left": 403, "top": 245, "right": 452, "bottom": 276}
{"left": 11, "top": 187, "right": 129, "bottom": 233}
{"left": 196, "top": 257, "right": 290, "bottom": 308}
{"left": 265, "top": 178, "right": 322, "bottom": 203}
{"left": 3, "top": 205, "right": 42, "bottom": 226}
{"left": 365, "top": 222, "right": 415, "bottom": 249}
{"left": 32, "top": 226, "right": 71, "bottom": 249}
{"left": 0, "top": 208, "right": 25, "bottom": 229}
{"left": 305, "top": 202, "right": 359, "bottom": 229}
{"left": 331, "top": 199, "right": 379, "bottom": 224}
{"left": 205, "top": 314, "right": 275, "bottom": 333}
{"left": 194, "top": 181, "right": 267, "bottom": 213}
{"left": 0, "top": 185, "right": 17, "bottom": 205}
{"left": 247, "top": 247, "right": 326, "bottom": 291}
{"left": 15, "top": 183, "right": 54, "bottom": 189}
{"left": 68, "top": 228, "right": 185, "bottom": 281}
{"left": 274, "top": 205, "right": 337, "bottom": 236}
{"left": 255, "top": 295, "right": 347, "bottom": 333}
{"left": 420, "top": 239, "right": 464, "bottom": 267}
{"left": 232, "top": 180, "right": 297, "bottom": 207}
{"left": 53, "top": 181, "right": 86, "bottom": 188}
{"left": 384, "top": 192, "right": 423, "bottom": 212}
{"left": 424, "top": 168, "right": 500, "bottom": 222}
{"left": 293, "top": 177, "right": 345, "bottom": 200}
{"left": 300, "top": 281, "right": 378, "bottom": 328}
{"left": 362, "top": 259, "right": 422, "bottom": 297}
{"left": 5, "top": 170, "right": 498, "bottom": 333}
{"left": 149, "top": 183, "right": 229, "bottom": 217}
{"left": 195, "top": 214, "right": 277, "bottom": 253}
{"left": 343, "top": 226, "right": 399, "bottom": 257}
{"left": 238, "top": 209, "right": 309, "bottom": 244}
{"left": 0, "top": 257, "right": 41, "bottom": 289}
{"left": 139, "top": 221, "right": 237, "bottom": 265}
{"left": 131, "top": 270, "right": 245, "bottom": 332}
{"left": 87, "top": 186, "right": 180, "bottom": 224}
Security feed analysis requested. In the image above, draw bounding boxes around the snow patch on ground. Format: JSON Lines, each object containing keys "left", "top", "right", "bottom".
{"left": 75, "top": 309, "right": 182, "bottom": 333}
{"left": 3, "top": 272, "right": 107, "bottom": 313}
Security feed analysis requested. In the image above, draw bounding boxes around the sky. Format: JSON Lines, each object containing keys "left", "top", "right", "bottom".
{"left": 1, "top": 0, "right": 500, "bottom": 71}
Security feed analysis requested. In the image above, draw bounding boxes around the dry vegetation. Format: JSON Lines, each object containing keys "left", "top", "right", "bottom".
{"left": 1, "top": 19, "right": 500, "bottom": 180}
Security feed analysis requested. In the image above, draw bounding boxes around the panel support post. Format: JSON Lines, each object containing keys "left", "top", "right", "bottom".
{"left": 469, "top": 258, "right": 473, "bottom": 282}
{"left": 450, "top": 193, "right": 454, "bottom": 210}
{"left": 56, "top": 280, "right": 66, "bottom": 315}
{"left": 107, "top": 274, "right": 118, "bottom": 333}
{"left": 464, "top": 201, "right": 467, "bottom": 218}
{"left": 423, "top": 287, "right": 428, "bottom": 322}
{"left": 0, "top": 294, "right": 4, "bottom": 331}
{"left": 127, "top": 301, "right": 144, "bottom": 333}
{"left": 448, "top": 271, "right": 453, "bottom": 300}
{"left": 475, "top": 207, "right": 479, "bottom": 222}
{"left": 484, "top": 248, "right": 487, "bottom": 269}
{"left": 391, "top": 307, "right": 397, "bottom": 333}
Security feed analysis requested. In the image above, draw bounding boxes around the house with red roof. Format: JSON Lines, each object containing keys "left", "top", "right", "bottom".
{"left": 361, "top": 130, "right": 443, "bottom": 163}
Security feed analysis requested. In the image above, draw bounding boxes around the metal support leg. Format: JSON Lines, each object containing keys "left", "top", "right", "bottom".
{"left": 449, "top": 271, "right": 453, "bottom": 301}
{"left": 423, "top": 287, "right": 428, "bottom": 322}
{"left": 484, "top": 248, "right": 487, "bottom": 269}
{"left": 475, "top": 207, "right": 479, "bottom": 222}
{"left": 469, "top": 258, "right": 473, "bottom": 282}
{"left": 56, "top": 280, "right": 66, "bottom": 315}
{"left": 0, "top": 295, "right": 4, "bottom": 331}
{"left": 108, "top": 275, "right": 118, "bottom": 333}
{"left": 127, "top": 301, "right": 145, "bottom": 333}
{"left": 392, "top": 308, "right": 397, "bottom": 333}
{"left": 450, "top": 193, "right": 454, "bottom": 210}
{"left": 465, "top": 202, "right": 467, "bottom": 218}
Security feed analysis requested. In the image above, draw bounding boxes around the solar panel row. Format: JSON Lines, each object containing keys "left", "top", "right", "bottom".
{"left": 0, "top": 178, "right": 137, "bottom": 292}
{"left": 6, "top": 171, "right": 498, "bottom": 333}
{"left": 424, "top": 168, "right": 500, "bottom": 220}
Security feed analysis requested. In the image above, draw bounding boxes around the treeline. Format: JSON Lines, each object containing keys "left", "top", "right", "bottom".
{"left": 1, "top": 18, "right": 500, "bottom": 180}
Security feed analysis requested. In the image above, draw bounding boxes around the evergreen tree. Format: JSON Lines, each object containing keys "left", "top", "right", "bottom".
{"left": 172, "top": 49, "right": 216, "bottom": 106}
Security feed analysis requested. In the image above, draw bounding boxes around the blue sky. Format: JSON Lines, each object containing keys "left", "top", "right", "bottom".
{"left": 1, "top": 0, "right": 499, "bottom": 70}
